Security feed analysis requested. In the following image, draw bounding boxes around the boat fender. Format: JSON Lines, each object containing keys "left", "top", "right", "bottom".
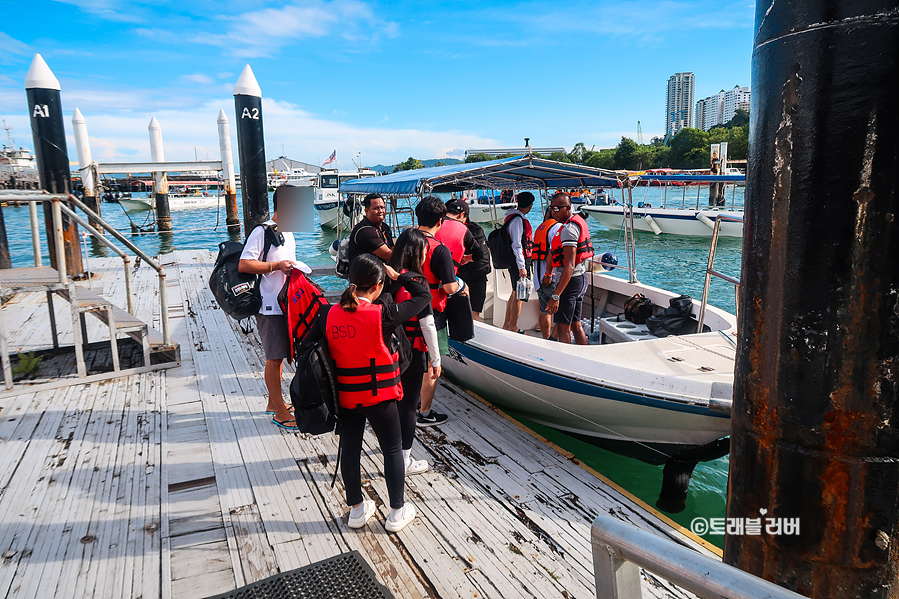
{"left": 695, "top": 212, "right": 716, "bottom": 230}
{"left": 643, "top": 214, "right": 663, "bottom": 235}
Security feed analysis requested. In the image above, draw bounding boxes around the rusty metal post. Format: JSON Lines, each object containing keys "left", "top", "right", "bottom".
{"left": 233, "top": 65, "right": 269, "bottom": 238}
{"left": 0, "top": 206, "right": 10, "bottom": 268}
{"left": 217, "top": 109, "right": 240, "bottom": 237}
{"left": 724, "top": 2, "right": 899, "bottom": 598}
{"left": 24, "top": 54, "right": 83, "bottom": 275}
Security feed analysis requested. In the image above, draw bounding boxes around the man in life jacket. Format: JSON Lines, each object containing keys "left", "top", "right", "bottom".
{"left": 435, "top": 199, "right": 478, "bottom": 272}
{"left": 501, "top": 192, "right": 535, "bottom": 332}
{"left": 532, "top": 207, "right": 564, "bottom": 340}
{"left": 445, "top": 198, "right": 489, "bottom": 321}
{"left": 238, "top": 187, "right": 312, "bottom": 429}
{"left": 545, "top": 192, "right": 594, "bottom": 345}
{"left": 414, "top": 197, "right": 465, "bottom": 427}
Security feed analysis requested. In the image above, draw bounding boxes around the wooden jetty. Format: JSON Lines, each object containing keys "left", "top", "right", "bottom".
{"left": 0, "top": 249, "right": 719, "bottom": 599}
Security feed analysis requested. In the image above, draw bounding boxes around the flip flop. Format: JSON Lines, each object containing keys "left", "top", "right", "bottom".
{"left": 265, "top": 405, "right": 295, "bottom": 415}
{"left": 272, "top": 417, "right": 298, "bottom": 430}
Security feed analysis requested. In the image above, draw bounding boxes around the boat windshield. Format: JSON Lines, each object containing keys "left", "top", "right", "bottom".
{"left": 320, "top": 175, "right": 339, "bottom": 188}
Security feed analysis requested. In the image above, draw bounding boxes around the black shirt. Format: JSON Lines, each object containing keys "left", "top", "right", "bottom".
{"left": 459, "top": 222, "right": 490, "bottom": 278}
{"left": 425, "top": 237, "right": 456, "bottom": 288}
{"left": 348, "top": 217, "right": 394, "bottom": 263}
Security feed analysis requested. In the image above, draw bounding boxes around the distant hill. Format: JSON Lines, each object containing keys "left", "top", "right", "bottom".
{"left": 369, "top": 158, "right": 462, "bottom": 173}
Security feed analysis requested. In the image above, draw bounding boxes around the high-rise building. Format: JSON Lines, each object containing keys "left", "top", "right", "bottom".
{"left": 666, "top": 72, "right": 695, "bottom": 137}
{"left": 695, "top": 85, "right": 751, "bottom": 130}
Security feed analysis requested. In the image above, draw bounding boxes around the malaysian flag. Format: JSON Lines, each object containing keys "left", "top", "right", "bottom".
{"left": 322, "top": 150, "right": 336, "bottom": 166}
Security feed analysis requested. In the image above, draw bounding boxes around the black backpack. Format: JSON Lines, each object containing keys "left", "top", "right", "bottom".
{"left": 623, "top": 293, "right": 654, "bottom": 324}
{"left": 209, "top": 224, "right": 280, "bottom": 320}
{"left": 646, "top": 295, "right": 710, "bottom": 336}
{"left": 487, "top": 214, "right": 520, "bottom": 270}
{"left": 289, "top": 331, "right": 340, "bottom": 436}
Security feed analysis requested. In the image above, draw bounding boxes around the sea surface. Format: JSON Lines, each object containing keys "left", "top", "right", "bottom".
{"left": 4, "top": 185, "right": 744, "bottom": 547}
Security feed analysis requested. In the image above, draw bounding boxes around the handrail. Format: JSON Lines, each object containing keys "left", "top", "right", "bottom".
{"left": 697, "top": 214, "right": 743, "bottom": 333}
{"left": 591, "top": 515, "right": 809, "bottom": 599}
{"left": 2, "top": 192, "right": 171, "bottom": 347}
{"left": 57, "top": 203, "right": 135, "bottom": 315}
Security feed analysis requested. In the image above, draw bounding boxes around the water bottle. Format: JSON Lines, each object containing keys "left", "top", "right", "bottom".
{"left": 516, "top": 276, "right": 533, "bottom": 301}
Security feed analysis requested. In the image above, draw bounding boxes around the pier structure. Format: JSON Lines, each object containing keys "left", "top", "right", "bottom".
{"left": 726, "top": 1, "right": 899, "bottom": 597}
{"left": 24, "top": 54, "right": 83, "bottom": 276}
{"left": 72, "top": 108, "right": 101, "bottom": 233}
{"left": 216, "top": 109, "right": 240, "bottom": 236}
{"left": 148, "top": 118, "right": 171, "bottom": 233}
{"left": 233, "top": 65, "right": 269, "bottom": 237}
{"left": 0, "top": 248, "right": 718, "bottom": 599}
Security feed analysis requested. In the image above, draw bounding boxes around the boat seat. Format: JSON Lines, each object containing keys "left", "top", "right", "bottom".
{"left": 598, "top": 316, "right": 656, "bottom": 344}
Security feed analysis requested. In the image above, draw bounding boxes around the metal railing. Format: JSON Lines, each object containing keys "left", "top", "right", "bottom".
{"left": 4, "top": 191, "right": 171, "bottom": 347}
{"left": 697, "top": 214, "right": 743, "bottom": 333}
{"left": 591, "top": 515, "right": 809, "bottom": 599}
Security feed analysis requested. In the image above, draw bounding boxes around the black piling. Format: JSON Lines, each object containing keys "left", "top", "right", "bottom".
{"left": 0, "top": 207, "right": 10, "bottom": 269}
{"left": 725, "top": 2, "right": 899, "bottom": 597}
{"left": 24, "top": 54, "right": 83, "bottom": 275}
{"left": 233, "top": 65, "right": 268, "bottom": 237}
{"left": 148, "top": 117, "right": 171, "bottom": 232}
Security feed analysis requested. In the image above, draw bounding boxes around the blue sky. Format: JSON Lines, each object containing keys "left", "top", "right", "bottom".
{"left": 1, "top": 0, "right": 754, "bottom": 168}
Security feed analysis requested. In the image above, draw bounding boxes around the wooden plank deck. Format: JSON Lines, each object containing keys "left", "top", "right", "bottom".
{"left": 0, "top": 249, "right": 717, "bottom": 599}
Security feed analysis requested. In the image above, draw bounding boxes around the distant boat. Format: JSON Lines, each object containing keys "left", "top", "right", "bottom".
{"left": 315, "top": 168, "right": 378, "bottom": 230}
{"left": 268, "top": 167, "right": 316, "bottom": 189}
{"left": 118, "top": 181, "right": 223, "bottom": 211}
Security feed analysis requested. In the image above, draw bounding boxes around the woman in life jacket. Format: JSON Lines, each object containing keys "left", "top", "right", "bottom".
{"left": 317, "top": 253, "right": 432, "bottom": 532}
{"left": 387, "top": 229, "right": 442, "bottom": 476}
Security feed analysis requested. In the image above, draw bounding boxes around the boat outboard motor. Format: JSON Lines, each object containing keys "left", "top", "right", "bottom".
{"left": 599, "top": 252, "right": 618, "bottom": 271}
{"left": 656, "top": 437, "right": 730, "bottom": 513}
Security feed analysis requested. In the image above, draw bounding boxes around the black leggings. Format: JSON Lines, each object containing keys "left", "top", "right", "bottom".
{"left": 340, "top": 399, "right": 405, "bottom": 509}
{"left": 399, "top": 350, "right": 427, "bottom": 451}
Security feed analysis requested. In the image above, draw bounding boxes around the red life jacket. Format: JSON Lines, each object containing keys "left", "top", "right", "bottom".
{"left": 550, "top": 214, "right": 594, "bottom": 268}
{"left": 278, "top": 269, "right": 329, "bottom": 362}
{"left": 422, "top": 234, "right": 448, "bottom": 312}
{"left": 396, "top": 271, "right": 428, "bottom": 353}
{"left": 326, "top": 301, "right": 402, "bottom": 409}
{"left": 435, "top": 217, "right": 467, "bottom": 271}
{"left": 531, "top": 218, "right": 557, "bottom": 262}
{"left": 503, "top": 212, "right": 533, "bottom": 260}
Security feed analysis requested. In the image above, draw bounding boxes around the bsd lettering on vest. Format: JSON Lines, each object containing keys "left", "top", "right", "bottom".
{"left": 331, "top": 325, "right": 357, "bottom": 339}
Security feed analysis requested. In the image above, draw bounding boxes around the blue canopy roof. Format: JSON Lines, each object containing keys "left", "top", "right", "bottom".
{"left": 339, "top": 156, "right": 622, "bottom": 195}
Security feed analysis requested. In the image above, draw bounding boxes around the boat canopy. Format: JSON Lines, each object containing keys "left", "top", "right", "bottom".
{"left": 339, "top": 156, "right": 622, "bottom": 196}
{"left": 638, "top": 174, "right": 745, "bottom": 182}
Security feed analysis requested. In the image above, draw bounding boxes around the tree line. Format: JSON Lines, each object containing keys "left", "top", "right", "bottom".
{"left": 391, "top": 110, "right": 749, "bottom": 173}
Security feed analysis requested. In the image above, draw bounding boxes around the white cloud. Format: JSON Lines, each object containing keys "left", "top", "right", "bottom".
{"left": 52, "top": 0, "right": 146, "bottom": 22}
{"left": 0, "top": 32, "right": 31, "bottom": 63}
{"left": 195, "top": 0, "right": 400, "bottom": 57}
{"left": 180, "top": 73, "right": 215, "bottom": 85}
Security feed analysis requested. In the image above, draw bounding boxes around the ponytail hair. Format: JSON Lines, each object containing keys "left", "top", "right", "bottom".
{"left": 339, "top": 253, "right": 386, "bottom": 312}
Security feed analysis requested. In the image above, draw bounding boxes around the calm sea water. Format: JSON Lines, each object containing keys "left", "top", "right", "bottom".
{"left": 5, "top": 185, "right": 743, "bottom": 547}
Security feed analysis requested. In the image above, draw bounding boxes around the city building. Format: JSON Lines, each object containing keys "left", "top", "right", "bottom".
{"left": 665, "top": 72, "right": 695, "bottom": 137}
{"left": 694, "top": 86, "right": 751, "bottom": 130}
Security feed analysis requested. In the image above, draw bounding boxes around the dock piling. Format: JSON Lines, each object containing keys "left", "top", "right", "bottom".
{"left": 72, "top": 108, "right": 101, "bottom": 232}
{"left": 725, "top": 2, "right": 899, "bottom": 597}
{"left": 25, "top": 54, "right": 83, "bottom": 275}
{"left": 148, "top": 117, "right": 171, "bottom": 232}
{"left": 233, "top": 65, "right": 268, "bottom": 237}
{"left": 216, "top": 109, "right": 240, "bottom": 237}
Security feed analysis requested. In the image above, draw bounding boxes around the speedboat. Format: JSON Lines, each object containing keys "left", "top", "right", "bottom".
{"left": 315, "top": 168, "right": 377, "bottom": 230}
{"left": 119, "top": 182, "right": 223, "bottom": 211}
{"left": 581, "top": 174, "right": 746, "bottom": 238}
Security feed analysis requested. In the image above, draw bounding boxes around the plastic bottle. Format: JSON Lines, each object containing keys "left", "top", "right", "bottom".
{"left": 516, "top": 277, "right": 533, "bottom": 301}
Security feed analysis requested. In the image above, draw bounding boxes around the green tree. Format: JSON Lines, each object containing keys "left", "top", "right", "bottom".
{"left": 667, "top": 128, "right": 709, "bottom": 169}
{"left": 393, "top": 157, "right": 425, "bottom": 172}
{"left": 614, "top": 137, "right": 639, "bottom": 169}
{"left": 723, "top": 108, "right": 749, "bottom": 128}
{"left": 568, "top": 142, "right": 587, "bottom": 164}
{"left": 584, "top": 149, "right": 616, "bottom": 169}
{"left": 464, "top": 152, "right": 493, "bottom": 163}
{"left": 547, "top": 151, "right": 573, "bottom": 163}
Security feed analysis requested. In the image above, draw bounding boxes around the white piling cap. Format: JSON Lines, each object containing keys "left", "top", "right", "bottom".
{"left": 234, "top": 65, "right": 262, "bottom": 97}
{"left": 148, "top": 116, "right": 161, "bottom": 131}
{"left": 217, "top": 108, "right": 229, "bottom": 124}
{"left": 24, "top": 54, "right": 61, "bottom": 90}
{"left": 72, "top": 107, "right": 85, "bottom": 124}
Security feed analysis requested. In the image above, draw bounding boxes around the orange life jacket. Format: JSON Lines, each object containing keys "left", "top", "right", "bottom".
{"left": 422, "top": 234, "right": 448, "bottom": 312}
{"left": 550, "top": 214, "right": 594, "bottom": 268}
{"left": 435, "top": 217, "right": 467, "bottom": 271}
{"left": 396, "top": 271, "right": 428, "bottom": 353}
{"left": 531, "top": 218, "right": 557, "bottom": 262}
{"left": 503, "top": 212, "right": 533, "bottom": 260}
{"left": 326, "top": 302, "right": 402, "bottom": 409}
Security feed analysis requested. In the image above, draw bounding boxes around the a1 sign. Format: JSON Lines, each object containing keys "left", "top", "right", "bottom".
{"left": 241, "top": 107, "right": 260, "bottom": 120}
{"left": 32, "top": 104, "right": 50, "bottom": 118}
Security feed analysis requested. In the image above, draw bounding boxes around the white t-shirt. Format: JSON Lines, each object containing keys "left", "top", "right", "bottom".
{"left": 239, "top": 220, "right": 297, "bottom": 315}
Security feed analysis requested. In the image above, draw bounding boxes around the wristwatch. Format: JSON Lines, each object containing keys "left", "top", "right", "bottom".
{"left": 551, "top": 294, "right": 560, "bottom": 301}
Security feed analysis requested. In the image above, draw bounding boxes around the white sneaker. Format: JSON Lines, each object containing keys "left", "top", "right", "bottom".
{"left": 405, "top": 459, "right": 429, "bottom": 475}
{"left": 347, "top": 499, "right": 376, "bottom": 529}
{"left": 385, "top": 503, "right": 416, "bottom": 532}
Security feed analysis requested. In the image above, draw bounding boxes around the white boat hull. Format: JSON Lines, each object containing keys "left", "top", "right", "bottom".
{"left": 467, "top": 202, "right": 516, "bottom": 223}
{"left": 118, "top": 195, "right": 221, "bottom": 211}
{"left": 315, "top": 200, "right": 362, "bottom": 230}
{"left": 582, "top": 205, "right": 744, "bottom": 238}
